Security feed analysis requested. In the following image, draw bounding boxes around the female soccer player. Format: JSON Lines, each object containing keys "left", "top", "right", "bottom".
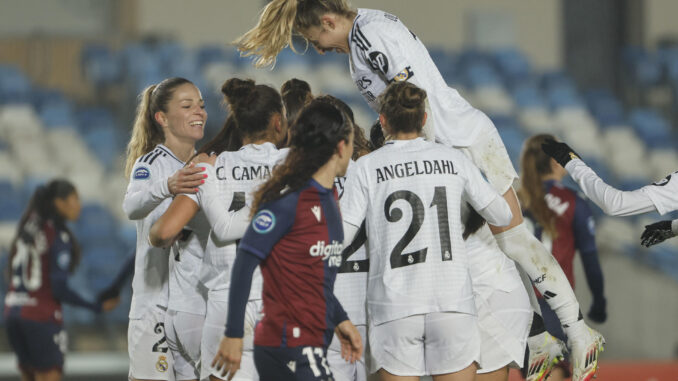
{"left": 236, "top": 3, "right": 603, "bottom": 380}
{"left": 340, "top": 81, "right": 514, "bottom": 380}
{"left": 123, "top": 77, "right": 207, "bottom": 381}
{"left": 520, "top": 135, "right": 607, "bottom": 381}
{"left": 211, "top": 99, "right": 362, "bottom": 381}
{"left": 4, "top": 179, "right": 119, "bottom": 381}
{"left": 152, "top": 78, "right": 290, "bottom": 381}
{"left": 542, "top": 139, "right": 678, "bottom": 247}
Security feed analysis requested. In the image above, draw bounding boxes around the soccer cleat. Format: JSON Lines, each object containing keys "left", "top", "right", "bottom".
{"left": 569, "top": 326, "right": 605, "bottom": 381}
{"left": 525, "top": 331, "right": 567, "bottom": 381}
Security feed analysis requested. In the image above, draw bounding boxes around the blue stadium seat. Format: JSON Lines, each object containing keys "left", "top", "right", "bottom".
{"left": 629, "top": 108, "right": 673, "bottom": 144}
{"left": 428, "top": 48, "right": 458, "bottom": 80}
{"left": 84, "top": 127, "right": 122, "bottom": 167}
{"left": 584, "top": 89, "right": 625, "bottom": 127}
{"left": 492, "top": 48, "right": 531, "bottom": 84}
{"left": 76, "top": 204, "right": 118, "bottom": 241}
{"left": 76, "top": 107, "right": 117, "bottom": 133}
{"left": 81, "top": 44, "right": 121, "bottom": 87}
{"left": 0, "top": 180, "right": 23, "bottom": 221}
{"left": 512, "top": 82, "right": 546, "bottom": 109}
{"left": 197, "top": 45, "right": 231, "bottom": 70}
{"left": 0, "top": 64, "right": 32, "bottom": 104}
{"left": 38, "top": 98, "right": 76, "bottom": 129}
{"left": 464, "top": 62, "right": 502, "bottom": 89}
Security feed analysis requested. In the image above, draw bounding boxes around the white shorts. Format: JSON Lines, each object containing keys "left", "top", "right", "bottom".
{"left": 327, "top": 325, "right": 367, "bottom": 381}
{"left": 476, "top": 285, "right": 531, "bottom": 373}
{"left": 460, "top": 121, "right": 519, "bottom": 195}
{"left": 368, "top": 312, "right": 480, "bottom": 376}
{"left": 128, "top": 306, "right": 174, "bottom": 381}
{"left": 201, "top": 298, "right": 261, "bottom": 381}
{"left": 165, "top": 309, "right": 204, "bottom": 380}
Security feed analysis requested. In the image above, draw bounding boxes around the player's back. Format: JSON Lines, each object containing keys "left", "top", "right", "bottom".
{"left": 200, "top": 143, "right": 288, "bottom": 295}
{"left": 5, "top": 217, "right": 64, "bottom": 323}
{"left": 349, "top": 138, "right": 478, "bottom": 325}
{"left": 349, "top": 8, "right": 479, "bottom": 147}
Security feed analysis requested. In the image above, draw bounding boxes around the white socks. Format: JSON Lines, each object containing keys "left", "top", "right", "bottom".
{"left": 494, "top": 222, "right": 581, "bottom": 327}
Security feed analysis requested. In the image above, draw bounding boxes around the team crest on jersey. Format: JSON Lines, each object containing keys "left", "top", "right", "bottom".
{"left": 311, "top": 205, "right": 322, "bottom": 222}
{"left": 253, "top": 210, "right": 276, "bottom": 234}
{"left": 368, "top": 51, "right": 389, "bottom": 76}
{"left": 156, "top": 355, "right": 168, "bottom": 372}
{"left": 652, "top": 173, "right": 672, "bottom": 186}
{"left": 392, "top": 66, "right": 414, "bottom": 82}
{"left": 133, "top": 166, "right": 150, "bottom": 180}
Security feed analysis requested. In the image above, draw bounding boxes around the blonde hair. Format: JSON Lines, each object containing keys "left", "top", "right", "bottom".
{"left": 235, "top": 0, "right": 355, "bottom": 68}
{"left": 124, "top": 77, "right": 192, "bottom": 178}
{"left": 518, "top": 134, "right": 558, "bottom": 238}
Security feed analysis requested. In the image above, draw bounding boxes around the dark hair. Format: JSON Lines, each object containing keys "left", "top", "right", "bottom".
{"left": 252, "top": 100, "right": 352, "bottom": 212}
{"left": 125, "top": 77, "right": 193, "bottom": 177}
{"left": 315, "top": 95, "right": 370, "bottom": 159}
{"left": 198, "top": 78, "right": 283, "bottom": 155}
{"left": 281, "top": 78, "right": 313, "bottom": 124}
{"left": 378, "top": 81, "right": 427, "bottom": 135}
{"left": 10, "top": 179, "right": 81, "bottom": 273}
{"left": 462, "top": 206, "right": 487, "bottom": 240}
{"left": 518, "top": 134, "right": 558, "bottom": 238}
{"left": 369, "top": 120, "right": 385, "bottom": 150}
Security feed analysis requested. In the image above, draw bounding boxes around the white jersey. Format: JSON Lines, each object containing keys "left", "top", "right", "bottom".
{"left": 335, "top": 160, "right": 368, "bottom": 326}
{"left": 341, "top": 138, "right": 500, "bottom": 325}
{"left": 566, "top": 159, "right": 678, "bottom": 216}
{"left": 167, "top": 209, "right": 210, "bottom": 314}
{"left": 348, "top": 8, "right": 489, "bottom": 147}
{"left": 123, "top": 144, "right": 183, "bottom": 319}
{"left": 461, "top": 205, "right": 522, "bottom": 298}
{"left": 192, "top": 143, "right": 288, "bottom": 301}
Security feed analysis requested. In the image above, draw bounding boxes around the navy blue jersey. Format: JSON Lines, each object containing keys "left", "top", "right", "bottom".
{"left": 237, "top": 179, "right": 347, "bottom": 348}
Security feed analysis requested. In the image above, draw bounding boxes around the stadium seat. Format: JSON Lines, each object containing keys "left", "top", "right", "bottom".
{"left": 81, "top": 44, "right": 122, "bottom": 87}
{"left": 38, "top": 98, "right": 77, "bottom": 129}
{"left": 0, "top": 65, "right": 32, "bottom": 104}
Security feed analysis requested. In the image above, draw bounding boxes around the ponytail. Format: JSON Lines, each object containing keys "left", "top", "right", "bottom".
{"left": 235, "top": 0, "right": 300, "bottom": 68}
{"left": 236, "top": 0, "right": 355, "bottom": 68}
{"left": 518, "top": 134, "right": 558, "bottom": 238}
{"left": 125, "top": 85, "right": 163, "bottom": 178}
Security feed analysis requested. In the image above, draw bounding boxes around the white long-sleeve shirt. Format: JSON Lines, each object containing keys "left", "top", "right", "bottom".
{"left": 565, "top": 158, "right": 678, "bottom": 216}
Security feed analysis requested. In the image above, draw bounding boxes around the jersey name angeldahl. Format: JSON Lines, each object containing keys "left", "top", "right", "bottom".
{"left": 309, "top": 240, "right": 343, "bottom": 267}
{"left": 217, "top": 165, "right": 273, "bottom": 181}
{"left": 376, "top": 159, "right": 458, "bottom": 183}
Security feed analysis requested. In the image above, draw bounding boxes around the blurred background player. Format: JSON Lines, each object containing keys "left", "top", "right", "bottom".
{"left": 122, "top": 77, "right": 207, "bottom": 381}
{"left": 212, "top": 100, "right": 362, "bottom": 380}
{"left": 519, "top": 135, "right": 607, "bottom": 381}
{"left": 541, "top": 139, "right": 678, "bottom": 248}
{"left": 4, "top": 179, "right": 119, "bottom": 381}
{"left": 341, "top": 82, "right": 513, "bottom": 380}
{"left": 234, "top": 3, "right": 604, "bottom": 379}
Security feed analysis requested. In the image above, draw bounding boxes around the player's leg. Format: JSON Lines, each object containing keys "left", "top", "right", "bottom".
{"left": 6, "top": 316, "right": 36, "bottom": 381}
{"left": 462, "top": 118, "right": 603, "bottom": 380}
{"left": 475, "top": 272, "right": 532, "bottom": 381}
{"left": 252, "top": 346, "right": 296, "bottom": 381}
{"left": 128, "top": 306, "right": 173, "bottom": 381}
{"left": 369, "top": 315, "right": 425, "bottom": 380}
{"left": 33, "top": 369, "right": 61, "bottom": 381}
{"left": 165, "top": 309, "right": 203, "bottom": 381}
{"left": 21, "top": 321, "right": 65, "bottom": 381}
{"left": 425, "top": 312, "right": 481, "bottom": 381}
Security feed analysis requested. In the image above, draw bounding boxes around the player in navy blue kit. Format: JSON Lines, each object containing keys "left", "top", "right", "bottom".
{"left": 211, "top": 100, "right": 362, "bottom": 381}
{"left": 4, "top": 179, "right": 119, "bottom": 381}
{"left": 520, "top": 135, "right": 606, "bottom": 381}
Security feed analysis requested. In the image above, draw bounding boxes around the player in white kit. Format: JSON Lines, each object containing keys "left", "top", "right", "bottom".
{"left": 154, "top": 78, "right": 289, "bottom": 381}
{"left": 122, "top": 77, "right": 207, "bottom": 381}
{"left": 235, "top": 3, "right": 604, "bottom": 380}
{"left": 542, "top": 138, "right": 678, "bottom": 247}
{"left": 341, "top": 82, "right": 513, "bottom": 380}
{"left": 148, "top": 171, "right": 212, "bottom": 380}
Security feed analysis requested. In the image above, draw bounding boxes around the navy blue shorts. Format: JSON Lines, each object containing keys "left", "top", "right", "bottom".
{"left": 5, "top": 316, "right": 65, "bottom": 372}
{"left": 254, "top": 345, "right": 334, "bottom": 381}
